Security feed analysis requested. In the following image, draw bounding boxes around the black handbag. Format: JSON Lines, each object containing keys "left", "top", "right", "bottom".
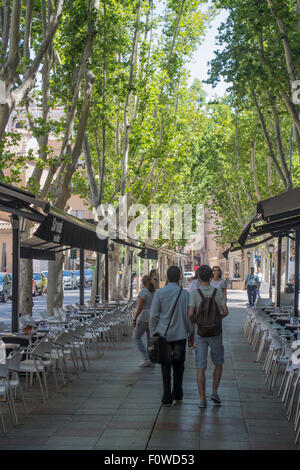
{"left": 148, "top": 288, "right": 183, "bottom": 364}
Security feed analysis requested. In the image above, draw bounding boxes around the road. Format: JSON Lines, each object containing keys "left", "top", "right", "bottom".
{"left": 0, "top": 287, "right": 92, "bottom": 328}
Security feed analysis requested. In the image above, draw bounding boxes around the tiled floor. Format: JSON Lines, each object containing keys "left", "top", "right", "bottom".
{"left": 0, "top": 290, "right": 298, "bottom": 450}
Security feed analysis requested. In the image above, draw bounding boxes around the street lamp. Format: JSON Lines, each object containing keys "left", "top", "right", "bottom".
{"left": 268, "top": 243, "right": 275, "bottom": 299}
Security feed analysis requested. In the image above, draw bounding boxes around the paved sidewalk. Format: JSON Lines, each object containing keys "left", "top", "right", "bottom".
{"left": 0, "top": 290, "right": 298, "bottom": 450}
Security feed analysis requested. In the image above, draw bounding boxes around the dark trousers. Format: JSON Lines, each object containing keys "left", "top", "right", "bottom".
{"left": 247, "top": 285, "right": 257, "bottom": 307}
{"left": 161, "top": 339, "right": 186, "bottom": 404}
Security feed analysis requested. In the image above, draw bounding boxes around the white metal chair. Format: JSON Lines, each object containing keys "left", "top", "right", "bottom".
{"left": 0, "top": 363, "right": 18, "bottom": 428}
{"left": 69, "top": 325, "right": 90, "bottom": 370}
{"left": 6, "top": 350, "right": 28, "bottom": 417}
{"left": 19, "top": 338, "right": 58, "bottom": 403}
{"left": 53, "top": 331, "right": 80, "bottom": 378}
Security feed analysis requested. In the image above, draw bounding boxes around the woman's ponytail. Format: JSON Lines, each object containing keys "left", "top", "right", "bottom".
{"left": 142, "top": 275, "right": 156, "bottom": 293}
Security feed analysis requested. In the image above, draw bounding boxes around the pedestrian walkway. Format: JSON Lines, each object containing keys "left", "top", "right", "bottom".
{"left": 0, "top": 290, "right": 298, "bottom": 450}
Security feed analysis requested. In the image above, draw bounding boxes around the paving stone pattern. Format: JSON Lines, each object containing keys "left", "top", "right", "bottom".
{"left": 0, "top": 290, "right": 298, "bottom": 450}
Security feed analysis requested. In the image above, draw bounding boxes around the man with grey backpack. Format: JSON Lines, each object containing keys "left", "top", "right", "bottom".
{"left": 188, "top": 265, "right": 229, "bottom": 408}
{"left": 149, "top": 266, "right": 194, "bottom": 407}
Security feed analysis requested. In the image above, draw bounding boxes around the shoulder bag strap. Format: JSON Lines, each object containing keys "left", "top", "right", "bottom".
{"left": 197, "top": 288, "right": 205, "bottom": 300}
{"left": 212, "top": 288, "right": 217, "bottom": 299}
{"left": 164, "top": 287, "right": 183, "bottom": 337}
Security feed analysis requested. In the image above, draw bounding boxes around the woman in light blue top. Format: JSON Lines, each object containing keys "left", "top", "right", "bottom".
{"left": 132, "top": 275, "right": 156, "bottom": 367}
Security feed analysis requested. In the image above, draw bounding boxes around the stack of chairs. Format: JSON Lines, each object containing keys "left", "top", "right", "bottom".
{"left": 243, "top": 299, "right": 300, "bottom": 448}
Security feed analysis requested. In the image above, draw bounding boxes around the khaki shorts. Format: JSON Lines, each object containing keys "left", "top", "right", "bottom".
{"left": 195, "top": 334, "right": 224, "bottom": 369}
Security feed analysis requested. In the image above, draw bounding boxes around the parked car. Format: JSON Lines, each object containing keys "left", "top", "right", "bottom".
{"left": 183, "top": 271, "right": 194, "bottom": 279}
{"left": 183, "top": 271, "right": 194, "bottom": 287}
{"left": 74, "top": 270, "right": 80, "bottom": 287}
{"left": 63, "top": 270, "right": 77, "bottom": 290}
{"left": 84, "top": 269, "right": 93, "bottom": 287}
{"left": 0, "top": 273, "right": 12, "bottom": 302}
{"left": 73, "top": 269, "right": 93, "bottom": 287}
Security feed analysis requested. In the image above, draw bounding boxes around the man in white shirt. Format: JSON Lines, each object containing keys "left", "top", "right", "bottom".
{"left": 150, "top": 266, "right": 194, "bottom": 407}
{"left": 244, "top": 267, "right": 260, "bottom": 306}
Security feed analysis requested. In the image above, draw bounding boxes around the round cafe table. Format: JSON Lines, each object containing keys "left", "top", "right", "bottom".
{"left": 3, "top": 342, "right": 20, "bottom": 357}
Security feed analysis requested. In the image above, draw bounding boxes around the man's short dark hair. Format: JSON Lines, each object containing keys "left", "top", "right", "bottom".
{"left": 167, "top": 266, "right": 181, "bottom": 283}
{"left": 197, "top": 265, "right": 213, "bottom": 282}
{"left": 194, "top": 267, "right": 201, "bottom": 280}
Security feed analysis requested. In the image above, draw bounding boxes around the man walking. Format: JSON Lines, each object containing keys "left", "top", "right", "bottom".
{"left": 245, "top": 267, "right": 260, "bottom": 307}
{"left": 149, "top": 266, "right": 194, "bottom": 407}
{"left": 188, "top": 265, "right": 229, "bottom": 408}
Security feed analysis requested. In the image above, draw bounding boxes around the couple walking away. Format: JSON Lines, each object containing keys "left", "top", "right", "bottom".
{"left": 132, "top": 265, "right": 229, "bottom": 408}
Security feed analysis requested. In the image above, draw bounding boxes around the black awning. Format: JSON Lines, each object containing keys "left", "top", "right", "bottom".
{"left": 250, "top": 215, "right": 300, "bottom": 238}
{"left": 238, "top": 213, "right": 261, "bottom": 247}
{"left": 138, "top": 247, "right": 158, "bottom": 260}
{"left": 20, "top": 235, "right": 68, "bottom": 260}
{"left": 257, "top": 187, "right": 300, "bottom": 222}
{"left": 20, "top": 247, "right": 56, "bottom": 260}
{"left": 112, "top": 238, "right": 142, "bottom": 250}
{"left": 226, "top": 188, "right": 300, "bottom": 258}
{"left": 34, "top": 208, "right": 108, "bottom": 253}
{"left": 0, "top": 181, "right": 50, "bottom": 222}
{"left": 229, "top": 235, "right": 275, "bottom": 254}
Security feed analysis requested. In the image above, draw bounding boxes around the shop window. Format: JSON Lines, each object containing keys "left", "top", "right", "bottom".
{"left": 234, "top": 262, "right": 241, "bottom": 279}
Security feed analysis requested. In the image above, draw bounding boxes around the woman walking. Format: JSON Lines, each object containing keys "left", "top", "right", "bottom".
{"left": 132, "top": 275, "right": 156, "bottom": 367}
{"left": 211, "top": 266, "right": 227, "bottom": 301}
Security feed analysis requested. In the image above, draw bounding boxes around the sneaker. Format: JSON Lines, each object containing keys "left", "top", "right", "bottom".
{"left": 211, "top": 393, "right": 221, "bottom": 405}
{"left": 198, "top": 400, "right": 207, "bottom": 408}
{"left": 139, "top": 359, "right": 152, "bottom": 367}
{"left": 172, "top": 400, "right": 182, "bottom": 406}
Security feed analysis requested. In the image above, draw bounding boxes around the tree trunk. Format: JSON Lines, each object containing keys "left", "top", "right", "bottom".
{"left": 294, "top": 124, "right": 300, "bottom": 163}
{"left": 269, "top": 94, "right": 292, "bottom": 189}
{"left": 267, "top": 0, "right": 297, "bottom": 83}
{"left": 267, "top": 154, "right": 272, "bottom": 189}
{"left": 251, "top": 88, "right": 289, "bottom": 190}
{"left": 121, "top": 246, "right": 132, "bottom": 299}
{"left": 0, "top": 0, "right": 64, "bottom": 141}
{"left": 120, "top": 0, "right": 142, "bottom": 196}
{"left": 235, "top": 124, "right": 253, "bottom": 204}
{"left": 279, "top": 88, "right": 300, "bottom": 138}
{"left": 19, "top": 259, "right": 33, "bottom": 316}
{"left": 143, "top": 258, "right": 148, "bottom": 276}
{"left": 108, "top": 241, "right": 121, "bottom": 300}
{"left": 1, "top": 0, "right": 11, "bottom": 58}
{"left": 47, "top": 252, "right": 65, "bottom": 315}
{"left": 19, "top": 219, "right": 34, "bottom": 316}
{"left": 90, "top": 253, "right": 105, "bottom": 306}
{"left": 251, "top": 140, "right": 262, "bottom": 201}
